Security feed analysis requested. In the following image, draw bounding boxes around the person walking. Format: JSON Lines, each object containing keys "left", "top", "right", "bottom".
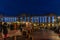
{"left": 2, "top": 22, "right": 8, "bottom": 40}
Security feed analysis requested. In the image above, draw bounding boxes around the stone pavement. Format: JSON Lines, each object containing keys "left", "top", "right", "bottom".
{"left": 32, "top": 30, "right": 60, "bottom": 40}
{"left": 0, "top": 30, "right": 22, "bottom": 40}
{"left": 2, "top": 30, "right": 22, "bottom": 38}
{"left": 1, "top": 29, "right": 60, "bottom": 40}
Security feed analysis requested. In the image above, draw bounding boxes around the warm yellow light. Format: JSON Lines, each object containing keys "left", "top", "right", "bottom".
{"left": 7, "top": 22, "right": 11, "bottom": 24}
{"left": 34, "top": 24, "right": 37, "bottom": 26}
{"left": 26, "top": 22, "right": 29, "bottom": 24}
{"left": 17, "top": 21, "right": 19, "bottom": 23}
{"left": 45, "top": 25, "right": 47, "bottom": 27}
{"left": 42, "top": 24, "right": 44, "bottom": 26}
{"left": 59, "top": 22, "right": 60, "bottom": 25}
{"left": 37, "top": 24, "right": 39, "bottom": 25}
{"left": 2, "top": 22, "right": 4, "bottom": 25}
{"left": 26, "top": 22, "right": 29, "bottom": 27}
{"left": 22, "top": 21, "right": 25, "bottom": 24}
{"left": 52, "top": 24, "right": 54, "bottom": 27}
{"left": 48, "top": 24, "right": 50, "bottom": 27}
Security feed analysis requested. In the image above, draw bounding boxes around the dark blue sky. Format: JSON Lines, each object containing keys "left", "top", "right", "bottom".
{"left": 0, "top": 0, "right": 60, "bottom": 16}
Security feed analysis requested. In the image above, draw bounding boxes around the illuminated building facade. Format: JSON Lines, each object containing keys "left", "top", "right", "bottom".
{"left": 0, "top": 13, "right": 57, "bottom": 27}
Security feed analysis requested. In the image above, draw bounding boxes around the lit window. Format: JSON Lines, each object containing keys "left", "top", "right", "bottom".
{"left": 44, "top": 16, "right": 47, "bottom": 23}
{"left": 31, "top": 17, "right": 34, "bottom": 23}
{"left": 13, "top": 17, "right": 15, "bottom": 22}
{"left": 48, "top": 16, "right": 50, "bottom": 23}
{"left": 52, "top": 16, "right": 54, "bottom": 23}
{"left": 24, "top": 17, "right": 26, "bottom": 22}
{"left": 27, "top": 17, "right": 30, "bottom": 22}
{"left": 15, "top": 17, "right": 17, "bottom": 21}
{"left": 42, "top": 17, "right": 44, "bottom": 23}
{"left": 36, "top": 17, "right": 39, "bottom": 23}
{"left": 34, "top": 17, "right": 36, "bottom": 22}
{"left": 10, "top": 18, "right": 12, "bottom": 22}
{"left": 4, "top": 17, "right": 8, "bottom": 22}
{"left": 40, "top": 16, "right": 42, "bottom": 23}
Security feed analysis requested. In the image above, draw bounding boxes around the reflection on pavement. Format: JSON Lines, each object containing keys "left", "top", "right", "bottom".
{"left": 0, "top": 29, "right": 60, "bottom": 40}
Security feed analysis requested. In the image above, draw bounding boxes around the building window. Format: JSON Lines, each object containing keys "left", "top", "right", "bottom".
{"left": 27, "top": 17, "right": 30, "bottom": 22}
{"left": 44, "top": 16, "right": 47, "bottom": 23}
{"left": 40, "top": 16, "right": 42, "bottom": 23}
{"left": 52, "top": 16, "right": 54, "bottom": 23}
{"left": 42, "top": 17, "right": 44, "bottom": 23}
{"left": 48, "top": 16, "right": 50, "bottom": 23}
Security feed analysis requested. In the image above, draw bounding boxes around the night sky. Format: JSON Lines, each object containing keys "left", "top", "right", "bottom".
{"left": 0, "top": 0, "right": 60, "bottom": 16}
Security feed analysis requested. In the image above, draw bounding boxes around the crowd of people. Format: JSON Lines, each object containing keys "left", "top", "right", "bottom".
{"left": 1, "top": 21, "right": 60, "bottom": 40}
{"left": 0, "top": 22, "right": 33, "bottom": 40}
